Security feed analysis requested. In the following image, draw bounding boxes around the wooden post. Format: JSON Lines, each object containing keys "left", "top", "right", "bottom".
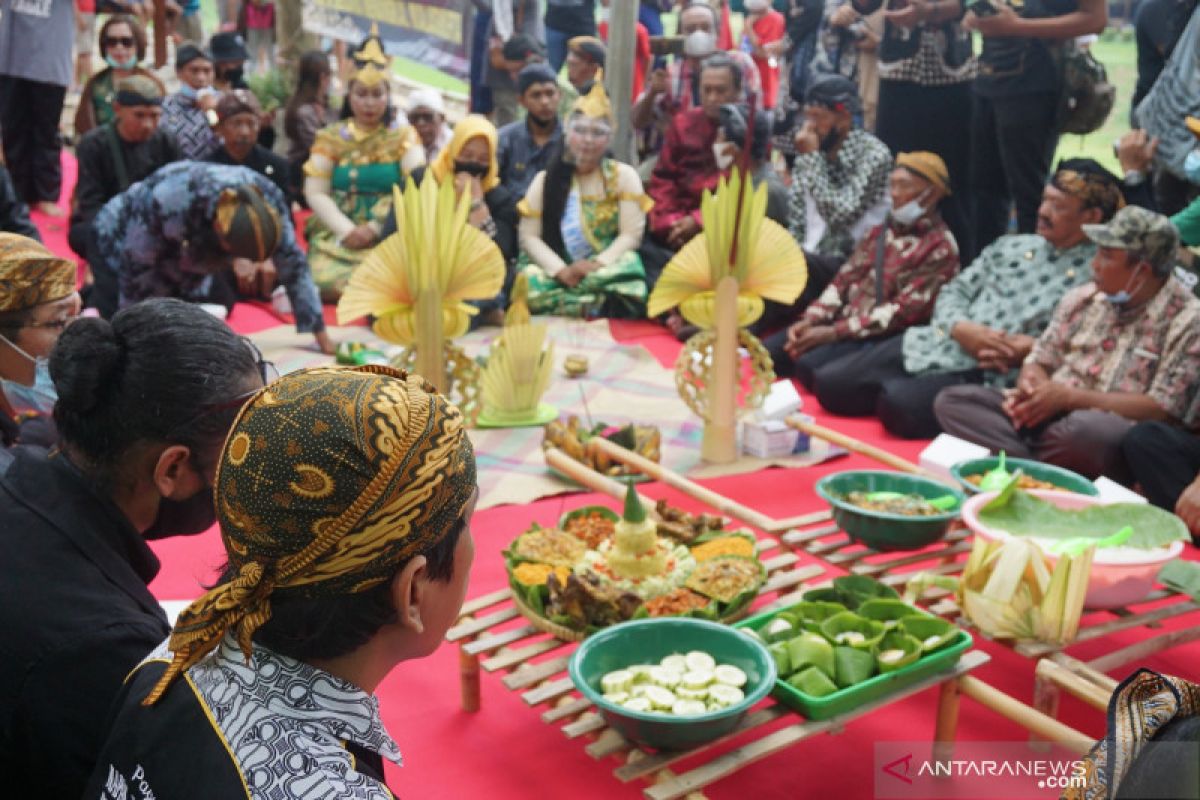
{"left": 153, "top": 0, "right": 167, "bottom": 69}
{"left": 932, "top": 677, "right": 962, "bottom": 763}
{"left": 607, "top": 0, "right": 639, "bottom": 165}
{"left": 459, "top": 643, "right": 481, "bottom": 712}
{"left": 415, "top": 288, "right": 446, "bottom": 391}
{"left": 702, "top": 276, "right": 739, "bottom": 464}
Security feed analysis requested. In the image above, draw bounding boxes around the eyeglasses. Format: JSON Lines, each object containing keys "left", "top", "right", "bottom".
{"left": 161, "top": 338, "right": 278, "bottom": 440}
{"left": 104, "top": 36, "right": 136, "bottom": 48}
{"left": 571, "top": 125, "right": 612, "bottom": 141}
{"left": 408, "top": 111, "right": 435, "bottom": 123}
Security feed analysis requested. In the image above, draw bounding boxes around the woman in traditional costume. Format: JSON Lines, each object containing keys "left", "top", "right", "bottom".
{"left": 517, "top": 79, "right": 653, "bottom": 319}
{"left": 303, "top": 27, "right": 425, "bottom": 300}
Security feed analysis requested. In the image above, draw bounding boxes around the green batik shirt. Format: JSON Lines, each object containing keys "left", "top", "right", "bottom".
{"left": 901, "top": 234, "right": 1096, "bottom": 384}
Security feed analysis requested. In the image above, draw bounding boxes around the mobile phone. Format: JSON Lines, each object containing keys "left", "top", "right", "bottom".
{"left": 967, "top": 0, "right": 999, "bottom": 16}
{"left": 650, "top": 35, "right": 684, "bottom": 57}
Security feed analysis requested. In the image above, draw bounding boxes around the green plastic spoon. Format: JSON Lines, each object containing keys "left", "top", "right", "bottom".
{"left": 1048, "top": 525, "right": 1135, "bottom": 558}
{"left": 978, "top": 452, "right": 1012, "bottom": 492}
{"left": 863, "top": 491, "right": 959, "bottom": 512}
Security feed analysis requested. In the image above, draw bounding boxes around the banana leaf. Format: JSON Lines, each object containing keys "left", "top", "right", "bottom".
{"left": 787, "top": 665, "right": 839, "bottom": 697}
{"left": 788, "top": 601, "right": 848, "bottom": 623}
{"left": 833, "top": 646, "right": 877, "bottom": 688}
{"left": 875, "top": 631, "right": 923, "bottom": 673}
{"left": 785, "top": 631, "right": 835, "bottom": 678}
{"left": 819, "top": 612, "right": 887, "bottom": 650}
{"left": 801, "top": 576, "right": 899, "bottom": 609}
{"left": 857, "top": 599, "right": 924, "bottom": 626}
{"left": 899, "top": 615, "right": 958, "bottom": 653}
{"left": 1158, "top": 559, "right": 1200, "bottom": 602}
{"left": 762, "top": 616, "right": 797, "bottom": 642}
{"left": 979, "top": 488, "right": 1188, "bottom": 549}
{"left": 768, "top": 641, "right": 791, "bottom": 676}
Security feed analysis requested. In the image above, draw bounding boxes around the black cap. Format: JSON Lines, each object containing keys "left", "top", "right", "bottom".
{"left": 517, "top": 63, "right": 557, "bottom": 95}
{"left": 803, "top": 73, "right": 861, "bottom": 115}
{"left": 503, "top": 33, "right": 545, "bottom": 62}
{"left": 175, "top": 42, "right": 212, "bottom": 69}
{"left": 209, "top": 31, "right": 249, "bottom": 63}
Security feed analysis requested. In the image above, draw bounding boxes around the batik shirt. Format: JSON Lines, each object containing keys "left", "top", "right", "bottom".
{"left": 902, "top": 234, "right": 1096, "bottom": 382}
{"left": 803, "top": 214, "right": 960, "bottom": 339}
{"left": 87, "top": 638, "right": 402, "bottom": 799}
{"left": 788, "top": 128, "right": 893, "bottom": 259}
{"left": 1027, "top": 277, "right": 1200, "bottom": 428}
{"left": 92, "top": 161, "right": 325, "bottom": 333}
{"left": 160, "top": 92, "right": 220, "bottom": 160}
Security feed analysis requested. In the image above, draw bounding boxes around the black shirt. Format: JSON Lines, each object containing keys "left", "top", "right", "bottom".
{"left": 545, "top": 0, "right": 597, "bottom": 36}
{"left": 0, "top": 163, "right": 40, "bottom": 241}
{"left": 975, "top": 0, "right": 1078, "bottom": 97}
{"left": 0, "top": 449, "right": 170, "bottom": 799}
{"left": 204, "top": 142, "right": 293, "bottom": 202}
{"left": 69, "top": 124, "right": 181, "bottom": 258}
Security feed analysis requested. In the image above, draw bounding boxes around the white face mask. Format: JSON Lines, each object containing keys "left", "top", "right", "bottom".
{"left": 745, "top": 0, "right": 769, "bottom": 11}
{"left": 0, "top": 335, "right": 56, "bottom": 416}
{"left": 892, "top": 192, "right": 930, "bottom": 226}
{"left": 684, "top": 29, "right": 717, "bottom": 58}
{"left": 713, "top": 142, "right": 735, "bottom": 170}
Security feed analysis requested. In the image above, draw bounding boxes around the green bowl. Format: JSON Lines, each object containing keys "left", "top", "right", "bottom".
{"left": 568, "top": 618, "right": 776, "bottom": 750}
{"left": 950, "top": 457, "right": 1099, "bottom": 497}
{"left": 814, "top": 470, "right": 965, "bottom": 552}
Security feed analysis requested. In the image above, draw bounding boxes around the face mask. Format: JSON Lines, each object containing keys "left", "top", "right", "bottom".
{"left": 455, "top": 161, "right": 489, "bottom": 178}
{"left": 684, "top": 30, "right": 717, "bottom": 58}
{"left": 142, "top": 484, "right": 217, "bottom": 540}
{"left": 712, "top": 142, "right": 735, "bottom": 170}
{"left": 892, "top": 192, "right": 929, "bottom": 226}
{"left": 178, "top": 83, "right": 199, "bottom": 100}
{"left": 105, "top": 53, "right": 138, "bottom": 70}
{"left": 220, "top": 66, "right": 245, "bottom": 85}
{"left": 819, "top": 128, "right": 843, "bottom": 153}
{"left": 1102, "top": 264, "right": 1146, "bottom": 305}
{"left": 0, "top": 335, "right": 56, "bottom": 416}
{"left": 1184, "top": 149, "right": 1200, "bottom": 184}
{"left": 745, "top": 0, "right": 769, "bottom": 11}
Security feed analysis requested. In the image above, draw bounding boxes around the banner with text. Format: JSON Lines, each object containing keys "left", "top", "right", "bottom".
{"left": 303, "top": 0, "right": 470, "bottom": 80}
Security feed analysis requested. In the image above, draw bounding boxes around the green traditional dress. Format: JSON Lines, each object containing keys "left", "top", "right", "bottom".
{"left": 303, "top": 119, "right": 421, "bottom": 299}
{"left": 517, "top": 159, "right": 652, "bottom": 319}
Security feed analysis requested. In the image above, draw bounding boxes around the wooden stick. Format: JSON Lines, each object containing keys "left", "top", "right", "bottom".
{"left": 543, "top": 447, "right": 657, "bottom": 510}
{"left": 416, "top": 288, "right": 446, "bottom": 392}
{"left": 153, "top": 0, "right": 167, "bottom": 68}
{"left": 957, "top": 676, "right": 1094, "bottom": 754}
{"left": 701, "top": 276, "right": 740, "bottom": 464}
{"left": 459, "top": 644, "right": 481, "bottom": 713}
{"left": 785, "top": 416, "right": 935, "bottom": 477}
{"left": 933, "top": 678, "right": 962, "bottom": 762}
{"left": 1035, "top": 659, "right": 1110, "bottom": 712}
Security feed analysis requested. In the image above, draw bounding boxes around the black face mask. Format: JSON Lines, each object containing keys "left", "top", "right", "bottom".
{"left": 819, "top": 128, "right": 844, "bottom": 153}
{"left": 142, "top": 485, "right": 217, "bottom": 540}
{"left": 454, "top": 161, "right": 489, "bottom": 178}
{"left": 220, "top": 66, "right": 246, "bottom": 87}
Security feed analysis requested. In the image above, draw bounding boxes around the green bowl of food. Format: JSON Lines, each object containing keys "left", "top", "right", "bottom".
{"left": 568, "top": 617, "right": 776, "bottom": 750}
{"left": 950, "top": 457, "right": 1099, "bottom": 497}
{"left": 814, "top": 470, "right": 965, "bottom": 552}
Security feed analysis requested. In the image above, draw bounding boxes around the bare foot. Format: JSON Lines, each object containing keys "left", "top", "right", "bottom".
{"left": 36, "top": 201, "right": 64, "bottom": 218}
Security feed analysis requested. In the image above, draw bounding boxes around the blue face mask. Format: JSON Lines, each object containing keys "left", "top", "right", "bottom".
{"left": 178, "top": 83, "right": 199, "bottom": 100}
{"left": 1102, "top": 264, "right": 1146, "bottom": 305}
{"left": 1185, "top": 149, "right": 1200, "bottom": 184}
{"left": 105, "top": 53, "right": 139, "bottom": 70}
{"left": 0, "top": 336, "right": 56, "bottom": 416}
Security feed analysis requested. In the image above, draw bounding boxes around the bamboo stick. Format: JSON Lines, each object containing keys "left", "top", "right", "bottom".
{"left": 958, "top": 676, "right": 1095, "bottom": 754}
{"left": 415, "top": 287, "right": 446, "bottom": 391}
{"left": 785, "top": 417, "right": 936, "bottom": 477}
{"left": 543, "top": 447, "right": 657, "bottom": 510}
{"left": 459, "top": 645, "right": 481, "bottom": 712}
{"left": 1035, "top": 659, "right": 1111, "bottom": 712}
{"left": 701, "top": 276, "right": 740, "bottom": 464}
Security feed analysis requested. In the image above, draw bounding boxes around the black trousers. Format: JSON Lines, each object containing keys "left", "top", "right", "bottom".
{"left": 875, "top": 80, "right": 972, "bottom": 257}
{"left": 0, "top": 76, "right": 65, "bottom": 204}
{"left": 1122, "top": 421, "right": 1200, "bottom": 513}
{"left": 967, "top": 90, "right": 1060, "bottom": 263}
{"left": 752, "top": 250, "right": 843, "bottom": 335}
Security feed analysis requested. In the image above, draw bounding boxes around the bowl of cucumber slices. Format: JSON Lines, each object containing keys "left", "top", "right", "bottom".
{"left": 568, "top": 617, "right": 776, "bottom": 750}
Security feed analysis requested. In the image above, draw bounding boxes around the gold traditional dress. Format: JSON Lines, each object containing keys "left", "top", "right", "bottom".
{"left": 301, "top": 30, "right": 425, "bottom": 300}
{"left": 517, "top": 82, "right": 653, "bottom": 319}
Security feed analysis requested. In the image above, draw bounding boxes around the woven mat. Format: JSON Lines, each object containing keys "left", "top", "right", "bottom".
{"left": 249, "top": 319, "right": 845, "bottom": 510}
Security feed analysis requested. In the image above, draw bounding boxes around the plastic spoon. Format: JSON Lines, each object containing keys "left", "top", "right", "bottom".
{"left": 863, "top": 491, "right": 959, "bottom": 512}
{"left": 978, "top": 452, "right": 1012, "bottom": 492}
{"left": 1048, "top": 525, "right": 1135, "bottom": 558}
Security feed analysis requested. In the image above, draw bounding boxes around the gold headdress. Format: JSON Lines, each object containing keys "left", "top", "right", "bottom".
{"left": 352, "top": 23, "right": 389, "bottom": 88}
{"left": 571, "top": 70, "right": 613, "bottom": 125}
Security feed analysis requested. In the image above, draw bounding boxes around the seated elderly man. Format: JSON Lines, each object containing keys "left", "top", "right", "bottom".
{"left": 90, "top": 161, "right": 332, "bottom": 353}
{"left": 203, "top": 90, "right": 290, "bottom": 200}
{"left": 809, "top": 159, "right": 1124, "bottom": 439}
{"left": 936, "top": 206, "right": 1200, "bottom": 482}
{"left": 406, "top": 88, "right": 454, "bottom": 162}
{"left": 84, "top": 366, "right": 478, "bottom": 799}
{"left": 68, "top": 75, "right": 181, "bottom": 261}
{"left": 632, "top": 1, "right": 761, "bottom": 158}
{"left": 766, "top": 152, "right": 958, "bottom": 396}
{"left": 159, "top": 43, "right": 219, "bottom": 160}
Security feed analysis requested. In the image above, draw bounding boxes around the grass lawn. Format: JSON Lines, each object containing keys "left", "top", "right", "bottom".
{"left": 1054, "top": 32, "right": 1137, "bottom": 174}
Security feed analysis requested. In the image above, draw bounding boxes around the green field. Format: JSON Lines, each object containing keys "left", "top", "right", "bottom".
{"left": 1054, "top": 33, "right": 1137, "bottom": 174}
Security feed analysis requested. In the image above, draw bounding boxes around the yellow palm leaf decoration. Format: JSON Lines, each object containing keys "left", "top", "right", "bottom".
{"left": 647, "top": 169, "right": 807, "bottom": 328}
{"left": 336, "top": 176, "right": 506, "bottom": 344}
{"left": 478, "top": 303, "right": 557, "bottom": 426}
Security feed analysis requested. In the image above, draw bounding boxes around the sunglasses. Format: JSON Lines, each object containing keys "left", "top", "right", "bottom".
{"left": 408, "top": 111, "right": 436, "bottom": 123}
{"left": 163, "top": 338, "right": 279, "bottom": 439}
{"left": 104, "top": 36, "right": 136, "bottom": 48}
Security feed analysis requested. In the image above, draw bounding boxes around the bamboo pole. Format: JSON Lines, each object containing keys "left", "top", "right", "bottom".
{"left": 1035, "top": 659, "right": 1111, "bottom": 712}
{"left": 785, "top": 416, "right": 939, "bottom": 477}
{"left": 415, "top": 287, "right": 446, "bottom": 391}
{"left": 702, "top": 276, "right": 740, "bottom": 464}
{"left": 543, "top": 447, "right": 658, "bottom": 510}
{"left": 153, "top": 0, "right": 167, "bottom": 68}
{"left": 958, "top": 676, "right": 1095, "bottom": 754}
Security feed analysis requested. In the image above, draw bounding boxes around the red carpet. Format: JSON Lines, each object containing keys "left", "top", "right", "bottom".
{"left": 32, "top": 153, "right": 1200, "bottom": 799}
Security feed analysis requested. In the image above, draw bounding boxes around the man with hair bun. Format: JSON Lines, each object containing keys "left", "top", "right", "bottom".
{"left": 0, "top": 299, "right": 266, "bottom": 799}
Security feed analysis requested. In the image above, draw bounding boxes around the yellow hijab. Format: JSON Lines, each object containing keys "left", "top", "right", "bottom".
{"left": 430, "top": 114, "right": 500, "bottom": 193}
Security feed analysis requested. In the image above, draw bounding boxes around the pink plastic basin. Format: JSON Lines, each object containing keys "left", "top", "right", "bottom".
{"left": 961, "top": 490, "right": 1184, "bottom": 609}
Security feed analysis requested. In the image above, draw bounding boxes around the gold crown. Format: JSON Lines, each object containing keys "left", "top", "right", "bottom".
{"left": 352, "top": 22, "right": 389, "bottom": 87}
{"left": 571, "top": 70, "right": 613, "bottom": 124}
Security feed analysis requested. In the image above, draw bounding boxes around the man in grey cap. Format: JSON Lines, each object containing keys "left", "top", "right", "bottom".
{"left": 936, "top": 205, "right": 1200, "bottom": 484}
{"left": 160, "top": 43, "right": 219, "bottom": 159}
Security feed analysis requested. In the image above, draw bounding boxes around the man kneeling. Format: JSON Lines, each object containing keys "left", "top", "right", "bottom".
{"left": 936, "top": 207, "right": 1200, "bottom": 482}
{"left": 85, "top": 366, "right": 478, "bottom": 799}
